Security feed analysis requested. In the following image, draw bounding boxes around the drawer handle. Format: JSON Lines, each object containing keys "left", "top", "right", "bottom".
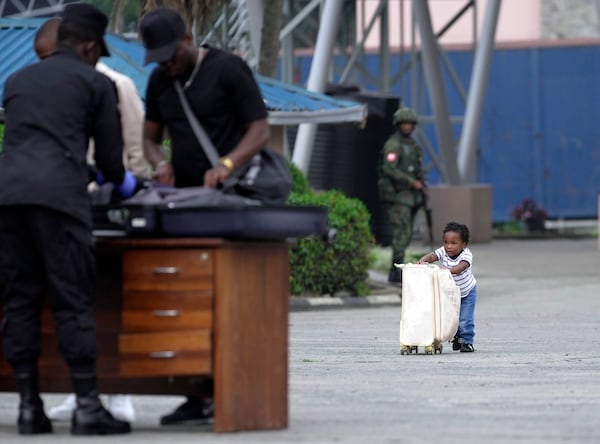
{"left": 152, "top": 310, "right": 180, "bottom": 318}
{"left": 149, "top": 351, "right": 177, "bottom": 359}
{"left": 153, "top": 267, "right": 179, "bottom": 274}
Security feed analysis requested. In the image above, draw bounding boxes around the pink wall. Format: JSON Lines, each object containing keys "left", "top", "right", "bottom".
{"left": 357, "top": 0, "right": 541, "bottom": 50}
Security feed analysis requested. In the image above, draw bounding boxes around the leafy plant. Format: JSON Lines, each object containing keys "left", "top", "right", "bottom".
{"left": 287, "top": 164, "right": 374, "bottom": 296}
{"left": 289, "top": 162, "right": 311, "bottom": 195}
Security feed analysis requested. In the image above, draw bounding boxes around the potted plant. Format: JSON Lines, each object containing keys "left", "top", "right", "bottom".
{"left": 510, "top": 198, "right": 547, "bottom": 232}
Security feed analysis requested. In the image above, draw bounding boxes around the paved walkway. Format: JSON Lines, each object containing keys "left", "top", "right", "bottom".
{"left": 0, "top": 238, "right": 599, "bottom": 443}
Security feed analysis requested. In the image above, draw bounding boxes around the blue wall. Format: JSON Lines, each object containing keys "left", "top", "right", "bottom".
{"left": 294, "top": 44, "right": 600, "bottom": 222}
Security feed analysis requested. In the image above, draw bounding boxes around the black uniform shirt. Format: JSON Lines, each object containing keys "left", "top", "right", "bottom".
{"left": 0, "top": 47, "right": 124, "bottom": 227}
{"left": 145, "top": 46, "right": 268, "bottom": 187}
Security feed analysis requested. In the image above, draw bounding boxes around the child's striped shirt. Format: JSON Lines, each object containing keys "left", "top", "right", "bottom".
{"left": 434, "top": 246, "right": 477, "bottom": 297}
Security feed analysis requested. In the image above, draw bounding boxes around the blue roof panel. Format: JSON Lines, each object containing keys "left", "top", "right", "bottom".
{"left": 0, "top": 18, "right": 151, "bottom": 103}
{"left": 0, "top": 19, "right": 40, "bottom": 100}
{"left": 0, "top": 17, "right": 365, "bottom": 124}
{"left": 256, "top": 74, "right": 360, "bottom": 111}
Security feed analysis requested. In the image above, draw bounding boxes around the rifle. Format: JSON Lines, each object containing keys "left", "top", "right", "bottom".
{"left": 421, "top": 189, "right": 434, "bottom": 249}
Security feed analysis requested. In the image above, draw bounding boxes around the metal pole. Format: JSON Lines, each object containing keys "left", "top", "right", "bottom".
{"left": 339, "top": 1, "right": 386, "bottom": 84}
{"left": 394, "top": 2, "right": 474, "bottom": 89}
{"left": 291, "top": 0, "right": 343, "bottom": 172}
{"left": 380, "top": 1, "right": 390, "bottom": 93}
{"left": 456, "top": 0, "right": 501, "bottom": 183}
{"left": 246, "top": 0, "right": 263, "bottom": 65}
{"left": 413, "top": 0, "right": 460, "bottom": 184}
{"left": 281, "top": 0, "right": 294, "bottom": 83}
{"left": 279, "top": 0, "right": 321, "bottom": 40}
{"left": 410, "top": 4, "right": 416, "bottom": 107}
{"left": 400, "top": 0, "right": 406, "bottom": 100}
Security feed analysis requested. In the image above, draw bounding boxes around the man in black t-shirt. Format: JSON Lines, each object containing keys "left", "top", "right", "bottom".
{"left": 139, "top": 7, "right": 270, "bottom": 425}
{"left": 141, "top": 7, "right": 270, "bottom": 189}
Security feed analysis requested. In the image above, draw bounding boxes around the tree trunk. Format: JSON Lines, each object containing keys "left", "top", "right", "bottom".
{"left": 109, "top": 0, "right": 125, "bottom": 34}
{"left": 139, "top": 0, "right": 229, "bottom": 38}
{"left": 258, "top": 0, "right": 282, "bottom": 77}
{"left": 140, "top": 0, "right": 191, "bottom": 28}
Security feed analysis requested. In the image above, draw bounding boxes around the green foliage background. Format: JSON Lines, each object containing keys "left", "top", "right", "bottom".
{"left": 83, "top": 0, "right": 141, "bottom": 33}
{"left": 287, "top": 164, "right": 374, "bottom": 296}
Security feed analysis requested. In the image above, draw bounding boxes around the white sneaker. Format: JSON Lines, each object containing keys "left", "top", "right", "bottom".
{"left": 108, "top": 394, "right": 136, "bottom": 422}
{"left": 48, "top": 393, "right": 77, "bottom": 421}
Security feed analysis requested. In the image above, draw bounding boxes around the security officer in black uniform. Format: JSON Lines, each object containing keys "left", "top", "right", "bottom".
{"left": 0, "top": 4, "right": 131, "bottom": 436}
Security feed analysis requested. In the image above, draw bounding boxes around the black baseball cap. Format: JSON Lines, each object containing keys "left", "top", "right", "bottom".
{"left": 62, "top": 3, "right": 110, "bottom": 56}
{"left": 140, "top": 7, "right": 186, "bottom": 65}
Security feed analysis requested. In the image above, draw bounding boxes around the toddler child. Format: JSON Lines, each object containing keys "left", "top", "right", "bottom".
{"left": 417, "top": 221, "right": 477, "bottom": 352}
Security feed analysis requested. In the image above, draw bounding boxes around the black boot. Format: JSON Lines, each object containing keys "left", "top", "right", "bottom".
{"left": 71, "top": 377, "right": 131, "bottom": 435}
{"left": 388, "top": 256, "right": 404, "bottom": 284}
{"left": 15, "top": 372, "right": 53, "bottom": 435}
{"left": 388, "top": 267, "right": 402, "bottom": 283}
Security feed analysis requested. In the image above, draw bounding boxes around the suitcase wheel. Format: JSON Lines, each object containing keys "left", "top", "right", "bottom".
{"left": 424, "top": 345, "right": 434, "bottom": 355}
{"left": 400, "top": 345, "right": 418, "bottom": 355}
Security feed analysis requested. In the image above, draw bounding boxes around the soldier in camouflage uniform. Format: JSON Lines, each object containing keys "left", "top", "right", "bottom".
{"left": 378, "top": 107, "right": 426, "bottom": 283}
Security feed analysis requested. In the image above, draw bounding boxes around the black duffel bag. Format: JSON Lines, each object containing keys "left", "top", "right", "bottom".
{"left": 221, "top": 148, "right": 292, "bottom": 205}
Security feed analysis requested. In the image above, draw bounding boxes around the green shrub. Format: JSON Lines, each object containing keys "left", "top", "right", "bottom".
{"left": 0, "top": 124, "right": 3, "bottom": 153}
{"left": 288, "top": 188, "right": 374, "bottom": 297}
{"left": 288, "top": 162, "right": 311, "bottom": 195}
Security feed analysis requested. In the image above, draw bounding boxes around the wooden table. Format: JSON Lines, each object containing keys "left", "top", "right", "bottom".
{"left": 0, "top": 237, "right": 289, "bottom": 432}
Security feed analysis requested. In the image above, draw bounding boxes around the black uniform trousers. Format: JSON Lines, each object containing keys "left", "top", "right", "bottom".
{"left": 0, "top": 206, "right": 97, "bottom": 376}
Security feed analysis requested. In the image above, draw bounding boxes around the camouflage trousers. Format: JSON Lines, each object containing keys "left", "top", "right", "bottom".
{"left": 387, "top": 203, "right": 421, "bottom": 267}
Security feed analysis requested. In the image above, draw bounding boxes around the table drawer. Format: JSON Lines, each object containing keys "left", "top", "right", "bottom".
{"left": 122, "top": 290, "right": 213, "bottom": 311}
{"left": 123, "top": 249, "right": 214, "bottom": 291}
{"left": 121, "top": 290, "right": 213, "bottom": 332}
{"left": 119, "top": 331, "right": 211, "bottom": 377}
{"left": 122, "top": 309, "right": 212, "bottom": 332}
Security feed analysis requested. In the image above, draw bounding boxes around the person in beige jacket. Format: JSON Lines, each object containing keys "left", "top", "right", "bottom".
{"left": 90, "top": 62, "right": 151, "bottom": 179}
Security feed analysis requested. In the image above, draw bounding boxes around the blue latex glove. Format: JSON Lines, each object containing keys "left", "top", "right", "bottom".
{"left": 116, "top": 171, "right": 137, "bottom": 198}
{"left": 95, "top": 170, "right": 106, "bottom": 185}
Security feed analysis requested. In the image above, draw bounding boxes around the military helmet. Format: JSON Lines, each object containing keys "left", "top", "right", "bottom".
{"left": 393, "top": 107, "right": 418, "bottom": 125}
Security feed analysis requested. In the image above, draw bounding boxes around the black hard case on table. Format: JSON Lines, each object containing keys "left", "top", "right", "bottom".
{"left": 93, "top": 203, "right": 329, "bottom": 240}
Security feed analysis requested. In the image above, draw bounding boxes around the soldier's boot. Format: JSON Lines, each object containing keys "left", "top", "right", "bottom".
{"left": 388, "top": 256, "right": 404, "bottom": 284}
{"left": 15, "top": 372, "right": 53, "bottom": 435}
{"left": 71, "top": 376, "right": 131, "bottom": 435}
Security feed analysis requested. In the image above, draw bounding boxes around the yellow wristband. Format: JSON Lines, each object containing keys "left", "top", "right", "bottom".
{"left": 219, "top": 157, "right": 234, "bottom": 172}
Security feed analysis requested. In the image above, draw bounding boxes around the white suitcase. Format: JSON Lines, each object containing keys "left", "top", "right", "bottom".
{"left": 398, "top": 263, "right": 461, "bottom": 354}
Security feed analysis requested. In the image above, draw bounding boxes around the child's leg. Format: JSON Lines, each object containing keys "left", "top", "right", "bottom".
{"left": 457, "top": 286, "right": 477, "bottom": 344}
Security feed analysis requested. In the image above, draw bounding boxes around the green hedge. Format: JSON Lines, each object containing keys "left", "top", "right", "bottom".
{"left": 287, "top": 164, "right": 374, "bottom": 296}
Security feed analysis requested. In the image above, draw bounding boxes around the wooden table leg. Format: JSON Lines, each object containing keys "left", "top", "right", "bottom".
{"left": 213, "top": 243, "right": 289, "bottom": 432}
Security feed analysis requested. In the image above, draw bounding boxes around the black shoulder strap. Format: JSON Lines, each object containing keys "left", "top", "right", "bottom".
{"left": 173, "top": 80, "right": 220, "bottom": 167}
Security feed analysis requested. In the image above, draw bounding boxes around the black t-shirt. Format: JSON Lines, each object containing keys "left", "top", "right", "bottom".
{"left": 145, "top": 47, "right": 268, "bottom": 187}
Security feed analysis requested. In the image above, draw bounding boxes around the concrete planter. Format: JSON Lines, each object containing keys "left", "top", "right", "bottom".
{"left": 426, "top": 184, "right": 493, "bottom": 243}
